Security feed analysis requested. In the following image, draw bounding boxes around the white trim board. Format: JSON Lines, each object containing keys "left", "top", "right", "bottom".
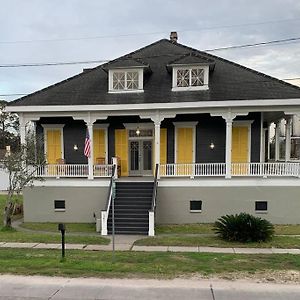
{"left": 33, "top": 178, "right": 110, "bottom": 187}
{"left": 6, "top": 98, "right": 300, "bottom": 113}
{"left": 158, "top": 178, "right": 300, "bottom": 187}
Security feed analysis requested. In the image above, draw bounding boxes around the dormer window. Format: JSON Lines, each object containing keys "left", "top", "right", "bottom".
{"left": 172, "top": 66, "right": 209, "bottom": 91}
{"left": 108, "top": 68, "right": 144, "bottom": 93}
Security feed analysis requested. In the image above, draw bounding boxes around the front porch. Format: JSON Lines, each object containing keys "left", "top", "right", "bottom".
{"left": 22, "top": 110, "right": 300, "bottom": 180}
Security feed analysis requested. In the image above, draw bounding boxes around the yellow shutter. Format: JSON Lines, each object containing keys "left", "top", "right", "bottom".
{"left": 160, "top": 128, "right": 167, "bottom": 164}
{"left": 232, "top": 127, "right": 249, "bottom": 163}
{"left": 93, "top": 129, "right": 106, "bottom": 164}
{"left": 46, "top": 129, "right": 62, "bottom": 164}
{"left": 177, "top": 128, "right": 193, "bottom": 163}
{"left": 115, "top": 129, "right": 128, "bottom": 176}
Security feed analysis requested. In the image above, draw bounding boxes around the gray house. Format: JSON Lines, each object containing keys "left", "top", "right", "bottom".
{"left": 7, "top": 33, "right": 300, "bottom": 235}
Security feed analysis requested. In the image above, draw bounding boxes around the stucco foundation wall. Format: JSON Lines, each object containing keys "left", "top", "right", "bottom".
{"left": 23, "top": 186, "right": 108, "bottom": 223}
{"left": 156, "top": 185, "right": 300, "bottom": 224}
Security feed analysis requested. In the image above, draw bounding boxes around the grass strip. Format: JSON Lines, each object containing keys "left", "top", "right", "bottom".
{"left": 0, "top": 227, "right": 109, "bottom": 245}
{"left": 135, "top": 235, "right": 300, "bottom": 248}
{"left": 20, "top": 222, "right": 96, "bottom": 233}
{"left": 0, "top": 248, "right": 300, "bottom": 278}
{"left": 156, "top": 224, "right": 300, "bottom": 235}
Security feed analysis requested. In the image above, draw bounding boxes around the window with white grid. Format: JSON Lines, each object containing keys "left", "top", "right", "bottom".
{"left": 173, "top": 66, "right": 209, "bottom": 91}
{"left": 110, "top": 69, "right": 142, "bottom": 92}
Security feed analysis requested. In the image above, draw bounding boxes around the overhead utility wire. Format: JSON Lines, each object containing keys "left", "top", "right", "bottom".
{"left": 0, "top": 17, "right": 300, "bottom": 44}
{"left": 0, "top": 36, "right": 300, "bottom": 68}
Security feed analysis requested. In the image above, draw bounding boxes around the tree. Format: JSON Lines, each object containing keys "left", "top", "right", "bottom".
{"left": 0, "top": 100, "right": 20, "bottom": 151}
{"left": 3, "top": 130, "right": 45, "bottom": 227}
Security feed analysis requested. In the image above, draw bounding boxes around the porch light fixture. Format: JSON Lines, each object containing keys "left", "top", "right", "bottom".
{"left": 73, "top": 144, "right": 78, "bottom": 151}
{"left": 209, "top": 142, "right": 215, "bottom": 150}
{"left": 136, "top": 127, "right": 140, "bottom": 136}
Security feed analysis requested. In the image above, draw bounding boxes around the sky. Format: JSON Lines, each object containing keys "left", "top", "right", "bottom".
{"left": 1, "top": 0, "right": 300, "bottom": 102}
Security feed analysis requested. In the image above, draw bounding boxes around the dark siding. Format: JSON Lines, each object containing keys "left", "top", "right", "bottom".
{"left": 108, "top": 125, "right": 115, "bottom": 163}
{"left": 166, "top": 124, "right": 175, "bottom": 163}
{"left": 196, "top": 115, "right": 226, "bottom": 163}
{"left": 63, "top": 121, "right": 87, "bottom": 164}
{"left": 250, "top": 113, "right": 261, "bottom": 162}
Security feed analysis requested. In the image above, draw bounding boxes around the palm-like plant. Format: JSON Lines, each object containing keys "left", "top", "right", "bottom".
{"left": 214, "top": 213, "right": 274, "bottom": 242}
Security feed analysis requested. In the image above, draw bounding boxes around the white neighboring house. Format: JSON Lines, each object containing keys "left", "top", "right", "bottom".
{"left": 0, "top": 164, "right": 8, "bottom": 191}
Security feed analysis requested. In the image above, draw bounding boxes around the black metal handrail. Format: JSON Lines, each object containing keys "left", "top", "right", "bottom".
{"left": 150, "top": 163, "right": 159, "bottom": 212}
{"left": 104, "top": 164, "right": 116, "bottom": 211}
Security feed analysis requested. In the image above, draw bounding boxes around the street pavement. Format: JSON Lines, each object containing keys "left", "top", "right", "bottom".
{"left": 0, "top": 275, "right": 300, "bottom": 299}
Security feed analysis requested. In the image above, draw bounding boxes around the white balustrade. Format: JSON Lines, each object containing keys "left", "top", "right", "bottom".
{"left": 35, "top": 164, "right": 114, "bottom": 178}
{"left": 160, "top": 162, "right": 300, "bottom": 178}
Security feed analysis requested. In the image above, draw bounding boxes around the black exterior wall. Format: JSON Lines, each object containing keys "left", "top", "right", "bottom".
{"left": 36, "top": 113, "right": 261, "bottom": 165}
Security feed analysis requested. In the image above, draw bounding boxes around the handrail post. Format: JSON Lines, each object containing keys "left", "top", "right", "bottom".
{"left": 112, "top": 157, "right": 118, "bottom": 179}
{"left": 100, "top": 164, "right": 116, "bottom": 236}
{"left": 149, "top": 163, "right": 159, "bottom": 236}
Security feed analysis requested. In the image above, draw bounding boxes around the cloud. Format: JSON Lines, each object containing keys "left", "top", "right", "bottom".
{"left": 1, "top": 0, "right": 300, "bottom": 101}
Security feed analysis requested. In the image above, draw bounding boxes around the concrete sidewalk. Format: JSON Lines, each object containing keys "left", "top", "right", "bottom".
{"left": 1, "top": 241, "right": 300, "bottom": 254}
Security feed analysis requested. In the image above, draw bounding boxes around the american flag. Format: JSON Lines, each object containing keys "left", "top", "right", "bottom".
{"left": 84, "top": 129, "right": 91, "bottom": 158}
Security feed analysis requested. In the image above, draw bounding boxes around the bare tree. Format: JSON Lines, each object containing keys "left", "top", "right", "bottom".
{"left": 3, "top": 129, "right": 45, "bottom": 227}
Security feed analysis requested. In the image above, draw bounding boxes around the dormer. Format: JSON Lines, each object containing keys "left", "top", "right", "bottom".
{"left": 167, "top": 53, "right": 215, "bottom": 92}
{"left": 104, "top": 58, "right": 150, "bottom": 93}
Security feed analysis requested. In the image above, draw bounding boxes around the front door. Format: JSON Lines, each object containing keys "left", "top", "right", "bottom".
{"left": 129, "top": 140, "right": 153, "bottom": 176}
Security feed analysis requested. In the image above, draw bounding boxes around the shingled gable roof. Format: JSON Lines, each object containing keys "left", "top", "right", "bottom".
{"left": 166, "top": 53, "right": 215, "bottom": 72}
{"left": 102, "top": 57, "right": 150, "bottom": 70}
{"left": 8, "top": 38, "right": 300, "bottom": 107}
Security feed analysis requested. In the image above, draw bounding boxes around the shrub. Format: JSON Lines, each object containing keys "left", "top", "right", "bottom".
{"left": 214, "top": 213, "right": 274, "bottom": 242}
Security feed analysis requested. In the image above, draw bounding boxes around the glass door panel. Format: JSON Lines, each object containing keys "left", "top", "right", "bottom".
{"left": 142, "top": 141, "right": 152, "bottom": 172}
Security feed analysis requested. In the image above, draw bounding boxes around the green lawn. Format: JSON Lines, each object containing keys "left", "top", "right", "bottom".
{"left": 135, "top": 235, "right": 300, "bottom": 249}
{"left": 0, "top": 227, "right": 109, "bottom": 245}
{"left": 0, "top": 195, "right": 109, "bottom": 245}
{"left": 156, "top": 223, "right": 300, "bottom": 235}
{"left": 20, "top": 222, "right": 96, "bottom": 233}
{"left": 0, "top": 248, "right": 299, "bottom": 278}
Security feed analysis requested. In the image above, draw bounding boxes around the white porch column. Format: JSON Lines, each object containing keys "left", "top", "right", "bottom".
{"left": 275, "top": 121, "right": 280, "bottom": 161}
{"left": 285, "top": 117, "right": 292, "bottom": 162}
{"left": 225, "top": 118, "right": 233, "bottom": 178}
{"left": 87, "top": 123, "right": 94, "bottom": 180}
{"left": 154, "top": 120, "right": 161, "bottom": 168}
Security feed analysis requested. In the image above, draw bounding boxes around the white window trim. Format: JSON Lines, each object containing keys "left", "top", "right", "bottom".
{"left": 172, "top": 65, "right": 209, "bottom": 91}
{"left": 108, "top": 68, "right": 144, "bottom": 93}
{"left": 173, "top": 122, "right": 198, "bottom": 163}
{"left": 232, "top": 120, "right": 253, "bottom": 163}
{"left": 41, "top": 124, "right": 65, "bottom": 163}
{"left": 93, "top": 124, "right": 109, "bottom": 164}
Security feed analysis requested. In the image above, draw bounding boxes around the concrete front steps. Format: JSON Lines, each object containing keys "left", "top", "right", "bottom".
{"left": 107, "top": 181, "right": 153, "bottom": 235}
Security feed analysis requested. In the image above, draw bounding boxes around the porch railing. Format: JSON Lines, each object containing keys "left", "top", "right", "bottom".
{"left": 160, "top": 162, "right": 300, "bottom": 178}
{"left": 35, "top": 164, "right": 113, "bottom": 178}
{"left": 160, "top": 163, "right": 226, "bottom": 177}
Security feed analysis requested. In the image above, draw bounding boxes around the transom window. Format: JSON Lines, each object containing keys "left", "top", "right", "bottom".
{"left": 177, "top": 68, "right": 204, "bottom": 87}
{"left": 129, "top": 129, "right": 153, "bottom": 138}
{"left": 111, "top": 70, "right": 142, "bottom": 91}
